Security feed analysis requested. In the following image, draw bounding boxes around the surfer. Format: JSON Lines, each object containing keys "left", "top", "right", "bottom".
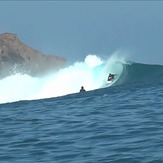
{"left": 80, "top": 86, "right": 86, "bottom": 92}
{"left": 108, "top": 73, "right": 115, "bottom": 81}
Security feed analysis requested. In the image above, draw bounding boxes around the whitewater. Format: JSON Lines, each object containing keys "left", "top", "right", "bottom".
{"left": 0, "top": 54, "right": 125, "bottom": 104}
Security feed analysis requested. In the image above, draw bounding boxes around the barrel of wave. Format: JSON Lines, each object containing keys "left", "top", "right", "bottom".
{"left": 92, "top": 60, "right": 124, "bottom": 88}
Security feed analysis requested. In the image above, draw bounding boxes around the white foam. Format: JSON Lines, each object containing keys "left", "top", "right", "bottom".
{"left": 0, "top": 53, "right": 125, "bottom": 104}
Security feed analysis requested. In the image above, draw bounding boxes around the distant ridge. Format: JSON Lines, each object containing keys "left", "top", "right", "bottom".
{"left": 0, "top": 33, "right": 66, "bottom": 78}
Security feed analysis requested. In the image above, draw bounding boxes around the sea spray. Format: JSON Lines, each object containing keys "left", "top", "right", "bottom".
{"left": 0, "top": 54, "right": 124, "bottom": 104}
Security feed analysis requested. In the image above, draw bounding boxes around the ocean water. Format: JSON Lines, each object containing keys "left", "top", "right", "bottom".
{"left": 0, "top": 54, "right": 163, "bottom": 162}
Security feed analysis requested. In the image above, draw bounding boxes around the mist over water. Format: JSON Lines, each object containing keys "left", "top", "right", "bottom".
{"left": 0, "top": 54, "right": 125, "bottom": 104}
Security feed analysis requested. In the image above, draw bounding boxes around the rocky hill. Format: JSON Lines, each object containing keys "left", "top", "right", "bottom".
{"left": 0, "top": 33, "right": 66, "bottom": 78}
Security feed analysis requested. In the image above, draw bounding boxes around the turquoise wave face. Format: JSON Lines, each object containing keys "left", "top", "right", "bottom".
{"left": 92, "top": 62, "right": 124, "bottom": 88}
{"left": 93, "top": 61, "right": 163, "bottom": 87}
{"left": 117, "top": 62, "right": 163, "bottom": 85}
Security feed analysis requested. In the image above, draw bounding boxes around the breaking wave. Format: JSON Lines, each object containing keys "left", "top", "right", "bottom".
{"left": 0, "top": 52, "right": 162, "bottom": 104}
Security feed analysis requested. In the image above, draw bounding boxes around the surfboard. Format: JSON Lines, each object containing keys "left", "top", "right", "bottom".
{"left": 106, "top": 77, "right": 117, "bottom": 85}
{"left": 107, "top": 80, "right": 113, "bottom": 84}
{"left": 101, "top": 75, "right": 118, "bottom": 88}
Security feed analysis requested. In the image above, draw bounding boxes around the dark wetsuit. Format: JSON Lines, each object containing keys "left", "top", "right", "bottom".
{"left": 80, "top": 87, "right": 86, "bottom": 92}
{"left": 108, "top": 74, "right": 114, "bottom": 81}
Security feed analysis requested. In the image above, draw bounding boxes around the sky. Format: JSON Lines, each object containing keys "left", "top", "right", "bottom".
{"left": 0, "top": 1, "right": 163, "bottom": 65}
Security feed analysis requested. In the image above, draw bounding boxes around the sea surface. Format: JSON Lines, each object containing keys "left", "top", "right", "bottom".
{"left": 0, "top": 57, "right": 163, "bottom": 162}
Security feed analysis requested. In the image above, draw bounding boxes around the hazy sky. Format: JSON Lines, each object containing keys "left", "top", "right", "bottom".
{"left": 0, "top": 1, "right": 163, "bottom": 64}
